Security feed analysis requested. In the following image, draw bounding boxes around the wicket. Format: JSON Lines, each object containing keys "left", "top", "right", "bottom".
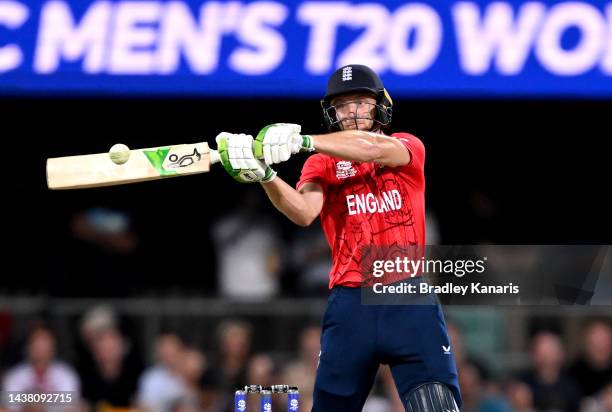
{"left": 234, "top": 385, "right": 299, "bottom": 412}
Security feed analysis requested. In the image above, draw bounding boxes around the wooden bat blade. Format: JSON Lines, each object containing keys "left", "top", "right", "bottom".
{"left": 47, "top": 142, "right": 215, "bottom": 190}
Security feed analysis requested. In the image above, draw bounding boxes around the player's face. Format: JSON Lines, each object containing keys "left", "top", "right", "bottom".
{"left": 331, "top": 93, "right": 377, "bottom": 131}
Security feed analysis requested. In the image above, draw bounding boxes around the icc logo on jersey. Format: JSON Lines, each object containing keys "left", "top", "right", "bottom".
{"left": 336, "top": 161, "right": 357, "bottom": 179}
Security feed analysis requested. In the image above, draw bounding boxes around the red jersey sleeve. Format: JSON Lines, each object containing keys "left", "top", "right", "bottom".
{"left": 391, "top": 132, "right": 425, "bottom": 172}
{"left": 296, "top": 154, "right": 329, "bottom": 191}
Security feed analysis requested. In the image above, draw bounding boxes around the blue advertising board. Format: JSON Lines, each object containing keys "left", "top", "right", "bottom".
{"left": 0, "top": 0, "right": 610, "bottom": 96}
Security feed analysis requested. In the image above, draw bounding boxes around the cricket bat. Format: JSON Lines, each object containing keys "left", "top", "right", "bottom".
{"left": 46, "top": 142, "right": 220, "bottom": 190}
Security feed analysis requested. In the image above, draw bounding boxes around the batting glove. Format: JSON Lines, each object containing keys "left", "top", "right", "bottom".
{"left": 254, "top": 123, "right": 315, "bottom": 165}
{"left": 216, "top": 132, "right": 276, "bottom": 183}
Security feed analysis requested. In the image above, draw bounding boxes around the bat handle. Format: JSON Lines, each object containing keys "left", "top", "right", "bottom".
{"left": 209, "top": 149, "right": 220, "bottom": 165}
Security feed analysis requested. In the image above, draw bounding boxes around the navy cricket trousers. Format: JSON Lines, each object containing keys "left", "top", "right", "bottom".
{"left": 312, "top": 285, "right": 462, "bottom": 411}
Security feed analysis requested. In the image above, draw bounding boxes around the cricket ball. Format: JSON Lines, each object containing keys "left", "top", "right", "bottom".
{"left": 109, "top": 143, "right": 130, "bottom": 165}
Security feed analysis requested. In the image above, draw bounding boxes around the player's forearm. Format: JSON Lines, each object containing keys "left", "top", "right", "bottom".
{"left": 310, "top": 131, "right": 409, "bottom": 167}
{"left": 260, "top": 178, "right": 319, "bottom": 227}
{"left": 310, "top": 131, "right": 380, "bottom": 162}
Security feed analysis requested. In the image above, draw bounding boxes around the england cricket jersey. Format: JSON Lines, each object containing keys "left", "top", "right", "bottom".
{"left": 296, "top": 133, "right": 426, "bottom": 289}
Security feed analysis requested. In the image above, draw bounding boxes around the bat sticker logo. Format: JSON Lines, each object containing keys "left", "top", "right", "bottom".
{"left": 143, "top": 146, "right": 201, "bottom": 176}
{"left": 168, "top": 148, "right": 201, "bottom": 168}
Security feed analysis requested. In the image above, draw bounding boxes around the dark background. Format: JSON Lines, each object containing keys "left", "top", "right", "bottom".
{"left": 4, "top": 97, "right": 611, "bottom": 296}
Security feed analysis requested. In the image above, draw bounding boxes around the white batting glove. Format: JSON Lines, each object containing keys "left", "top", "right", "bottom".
{"left": 215, "top": 132, "right": 276, "bottom": 183}
{"left": 254, "top": 123, "right": 312, "bottom": 165}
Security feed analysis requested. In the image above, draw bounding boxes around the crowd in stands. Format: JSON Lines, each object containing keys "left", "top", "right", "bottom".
{"left": 0, "top": 306, "right": 610, "bottom": 412}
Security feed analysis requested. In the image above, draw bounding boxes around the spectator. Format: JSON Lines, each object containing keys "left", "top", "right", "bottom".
{"left": 80, "top": 306, "right": 118, "bottom": 347}
{"left": 61, "top": 208, "right": 140, "bottom": 297}
{"left": 504, "top": 380, "right": 535, "bottom": 412}
{"left": 75, "top": 305, "right": 117, "bottom": 392}
{"left": 365, "top": 366, "right": 404, "bottom": 412}
{"left": 212, "top": 189, "right": 282, "bottom": 300}
{"left": 289, "top": 226, "right": 331, "bottom": 296}
{"left": 79, "top": 327, "right": 142, "bottom": 411}
{"left": 569, "top": 320, "right": 612, "bottom": 397}
{"left": 281, "top": 326, "right": 320, "bottom": 411}
{"left": 425, "top": 208, "right": 441, "bottom": 245}
{"left": 459, "top": 361, "right": 511, "bottom": 412}
{"left": 202, "top": 321, "right": 252, "bottom": 411}
{"left": 518, "top": 331, "right": 582, "bottom": 412}
{"left": 447, "top": 322, "right": 466, "bottom": 368}
{"left": 2, "top": 324, "right": 80, "bottom": 411}
{"left": 173, "top": 347, "right": 207, "bottom": 412}
{"left": 362, "top": 376, "right": 394, "bottom": 412}
{"left": 246, "top": 354, "right": 277, "bottom": 411}
{"left": 137, "top": 333, "right": 188, "bottom": 412}
{"left": 447, "top": 321, "right": 496, "bottom": 388}
{"left": 71, "top": 208, "right": 137, "bottom": 254}
{"left": 583, "top": 380, "right": 612, "bottom": 412}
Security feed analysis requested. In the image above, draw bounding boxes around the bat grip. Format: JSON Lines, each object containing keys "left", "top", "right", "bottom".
{"left": 209, "top": 149, "right": 220, "bottom": 165}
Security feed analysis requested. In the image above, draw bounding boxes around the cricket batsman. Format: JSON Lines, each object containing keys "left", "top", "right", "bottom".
{"left": 215, "top": 65, "right": 462, "bottom": 411}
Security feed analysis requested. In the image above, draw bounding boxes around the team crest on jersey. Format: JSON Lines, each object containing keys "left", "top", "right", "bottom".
{"left": 336, "top": 161, "right": 357, "bottom": 179}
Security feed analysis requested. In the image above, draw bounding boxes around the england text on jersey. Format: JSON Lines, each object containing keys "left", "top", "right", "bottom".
{"left": 346, "top": 190, "right": 402, "bottom": 216}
